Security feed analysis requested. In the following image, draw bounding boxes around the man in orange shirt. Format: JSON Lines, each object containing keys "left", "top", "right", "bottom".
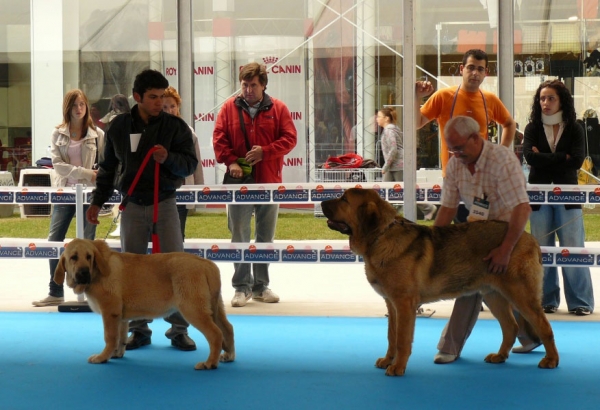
{"left": 414, "top": 49, "right": 524, "bottom": 365}
{"left": 416, "top": 49, "right": 516, "bottom": 175}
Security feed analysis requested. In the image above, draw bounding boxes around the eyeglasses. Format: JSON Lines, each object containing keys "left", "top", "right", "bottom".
{"left": 447, "top": 135, "right": 473, "bottom": 154}
{"left": 464, "top": 65, "right": 486, "bottom": 73}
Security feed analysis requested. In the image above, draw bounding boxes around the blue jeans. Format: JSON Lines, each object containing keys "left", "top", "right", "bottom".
{"left": 120, "top": 198, "right": 189, "bottom": 337}
{"left": 530, "top": 205, "right": 594, "bottom": 311}
{"left": 48, "top": 204, "right": 96, "bottom": 297}
{"left": 228, "top": 204, "right": 279, "bottom": 295}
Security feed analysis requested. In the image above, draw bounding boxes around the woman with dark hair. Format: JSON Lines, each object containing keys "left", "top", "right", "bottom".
{"left": 32, "top": 89, "right": 105, "bottom": 306}
{"left": 523, "top": 79, "right": 594, "bottom": 318}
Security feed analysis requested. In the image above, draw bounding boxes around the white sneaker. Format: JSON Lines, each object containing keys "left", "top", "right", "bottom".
{"left": 109, "top": 223, "right": 121, "bottom": 237}
{"left": 253, "top": 288, "right": 280, "bottom": 303}
{"left": 231, "top": 291, "right": 251, "bottom": 307}
{"left": 512, "top": 341, "right": 542, "bottom": 354}
{"left": 433, "top": 351, "right": 458, "bottom": 364}
{"left": 423, "top": 205, "right": 437, "bottom": 221}
{"left": 32, "top": 295, "right": 64, "bottom": 307}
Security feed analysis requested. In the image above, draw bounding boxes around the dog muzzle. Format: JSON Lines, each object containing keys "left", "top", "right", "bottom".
{"left": 75, "top": 269, "right": 91, "bottom": 285}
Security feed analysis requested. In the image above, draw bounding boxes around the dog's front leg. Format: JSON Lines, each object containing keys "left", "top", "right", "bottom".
{"left": 88, "top": 312, "right": 121, "bottom": 364}
{"left": 113, "top": 320, "right": 128, "bottom": 359}
{"left": 375, "top": 298, "right": 396, "bottom": 369}
{"left": 385, "top": 298, "right": 417, "bottom": 376}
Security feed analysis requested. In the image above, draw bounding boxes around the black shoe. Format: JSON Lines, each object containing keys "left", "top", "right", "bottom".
{"left": 171, "top": 334, "right": 197, "bottom": 351}
{"left": 543, "top": 305, "right": 557, "bottom": 314}
{"left": 570, "top": 307, "right": 592, "bottom": 316}
{"left": 126, "top": 332, "right": 151, "bottom": 350}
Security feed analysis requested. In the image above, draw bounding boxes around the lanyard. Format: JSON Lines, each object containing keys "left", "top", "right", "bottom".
{"left": 449, "top": 85, "right": 489, "bottom": 138}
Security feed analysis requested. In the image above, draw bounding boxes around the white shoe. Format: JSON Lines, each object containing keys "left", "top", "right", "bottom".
{"left": 512, "top": 341, "right": 542, "bottom": 354}
{"left": 231, "top": 291, "right": 251, "bottom": 307}
{"left": 423, "top": 205, "right": 437, "bottom": 221}
{"left": 416, "top": 307, "right": 436, "bottom": 318}
{"left": 433, "top": 351, "right": 458, "bottom": 364}
{"left": 32, "top": 295, "right": 64, "bottom": 307}
{"left": 253, "top": 288, "right": 280, "bottom": 303}
{"left": 109, "top": 223, "right": 121, "bottom": 237}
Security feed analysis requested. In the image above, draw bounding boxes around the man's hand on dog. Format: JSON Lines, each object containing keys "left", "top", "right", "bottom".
{"left": 483, "top": 246, "right": 511, "bottom": 274}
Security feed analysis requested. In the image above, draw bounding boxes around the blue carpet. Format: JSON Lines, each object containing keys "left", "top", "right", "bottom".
{"left": 0, "top": 313, "right": 598, "bottom": 410}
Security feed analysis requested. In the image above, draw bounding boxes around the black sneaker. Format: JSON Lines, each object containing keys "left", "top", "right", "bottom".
{"left": 543, "top": 305, "right": 557, "bottom": 314}
{"left": 570, "top": 307, "right": 592, "bottom": 316}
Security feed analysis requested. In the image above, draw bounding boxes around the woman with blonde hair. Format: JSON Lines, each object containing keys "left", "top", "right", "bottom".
{"left": 163, "top": 86, "right": 204, "bottom": 239}
{"left": 33, "top": 89, "right": 105, "bottom": 307}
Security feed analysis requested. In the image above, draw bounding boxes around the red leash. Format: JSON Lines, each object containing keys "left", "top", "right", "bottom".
{"left": 118, "top": 146, "right": 161, "bottom": 254}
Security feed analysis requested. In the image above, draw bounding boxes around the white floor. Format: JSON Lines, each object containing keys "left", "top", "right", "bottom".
{"left": 2, "top": 251, "right": 599, "bottom": 322}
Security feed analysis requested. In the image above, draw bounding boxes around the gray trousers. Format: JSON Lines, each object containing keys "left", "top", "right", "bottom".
{"left": 120, "top": 198, "right": 189, "bottom": 338}
{"left": 228, "top": 203, "right": 279, "bottom": 295}
{"left": 437, "top": 293, "right": 537, "bottom": 356}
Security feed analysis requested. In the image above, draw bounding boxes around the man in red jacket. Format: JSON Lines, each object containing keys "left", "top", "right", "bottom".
{"left": 213, "top": 62, "right": 297, "bottom": 307}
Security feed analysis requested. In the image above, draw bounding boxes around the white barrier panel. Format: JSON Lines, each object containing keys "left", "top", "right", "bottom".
{"left": 1, "top": 182, "right": 600, "bottom": 205}
{"left": 0, "top": 238, "right": 597, "bottom": 267}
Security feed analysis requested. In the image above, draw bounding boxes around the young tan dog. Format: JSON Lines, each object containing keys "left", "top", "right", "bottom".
{"left": 54, "top": 238, "right": 235, "bottom": 370}
{"left": 321, "top": 188, "right": 559, "bottom": 376}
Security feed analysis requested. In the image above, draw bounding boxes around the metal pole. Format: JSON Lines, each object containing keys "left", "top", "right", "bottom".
{"left": 402, "top": 0, "right": 416, "bottom": 222}
{"left": 75, "top": 183, "right": 85, "bottom": 302}
{"left": 498, "top": 0, "right": 514, "bottom": 142}
{"left": 178, "top": 0, "right": 194, "bottom": 126}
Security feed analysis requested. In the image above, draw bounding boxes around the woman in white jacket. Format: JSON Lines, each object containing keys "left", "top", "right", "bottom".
{"left": 32, "top": 89, "right": 105, "bottom": 307}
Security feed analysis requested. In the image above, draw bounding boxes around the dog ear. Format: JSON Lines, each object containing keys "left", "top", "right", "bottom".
{"left": 357, "top": 201, "right": 382, "bottom": 237}
{"left": 91, "top": 240, "right": 111, "bottom": 277}
{"left": 54, "top": 252, "right": 66, "bottom": 285}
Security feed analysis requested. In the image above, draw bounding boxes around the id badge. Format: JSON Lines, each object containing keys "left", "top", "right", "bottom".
{"left": 467, "top": 196, "right": 490, "bottom": 222}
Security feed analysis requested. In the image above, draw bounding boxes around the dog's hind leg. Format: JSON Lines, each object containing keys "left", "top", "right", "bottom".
{"left": 510, "top": 297, "right": 559, "bottom": 369}
{"left": 375, "top": 298, "right": 396, "bottom": 370}
{"left": 179, "top": 305, "right": 224, "bottom": 370}
{"left": 481, "top": 291, "right": 517, "bottom": 363}
{"left": 214, "top": 295, "right": 235, "bottom": 363}
{"left": 385, "top": 296, "right": 418, "bottom": 376}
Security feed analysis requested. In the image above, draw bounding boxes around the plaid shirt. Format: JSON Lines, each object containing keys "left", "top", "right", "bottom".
{"left": 441, "top": 140, "right": 529, "bottom": 222}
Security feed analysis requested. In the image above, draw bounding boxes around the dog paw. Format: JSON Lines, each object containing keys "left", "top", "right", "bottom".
{"left": 384, "top": 364, "right": 406, "bottom": 376}
{"left": 88, "top": 354, "right": 109, "bottom": 364}
{"left": 220, "top": 352, "right": 235, "bottom": 362}
{"left": 375, "top": 356, "right": 392, "bottom": 369}
{"left": 194, "top": 362, "right": 218, "bottom": 370}
{"left": 538, "top": 357, "right": 559, "bottom": 369}
{"left": 484, "top": 353, "right": 507, "bottom": 364}
{"left": 112, "top": 351, "right": 125, "bottom": 359}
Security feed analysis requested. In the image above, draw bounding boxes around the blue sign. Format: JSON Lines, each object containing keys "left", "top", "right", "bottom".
{"left": 319, "top": 249, "right": 356, "bottom": 262}
{"left": 16, "top": 192, "right": 49, "bottom": 204}
{"left": 51, "top": 192, "right": 76, "bottom": 203}
{"left": 0, "top": 192, "right": 14, "bottom": 203}
{"left": 244, "top": 249, "right": 280, "bottom": 262}
{"left": 234, "top": 190, "right": 271, "bottom": 203}
{"left": 206, "top": 248, "right": 242, "bottom": 261}
{"left": 527, "top": 190, "right": 545, "bottom": 203}
{"left": 0, "top": 247, "right": 23, "bottom": 257}
{"left": 310, "top": 189, "right": 344, "bottom": 202}
{"left": 24, "top": 247, "right": 58, "bottom": 258}
{"left": 282, "top": 249, "right": 318, "bottom": 262}
{"left": 556, "top": 252, "right": 594, "bottom": 266}
{"left": 184, "top": 248, "right": 205, "bottom": 258}
{"left": 176, "top": 191, "right": 196, "bottom": 203}
{"left": 548, "top": 191, "right": 585, "bottom": 204}
{"left": 197, "top": 190, "right": 233, "bottom": 203}
{"left": 273, "top": 189, "right": 309, "bottom": 203}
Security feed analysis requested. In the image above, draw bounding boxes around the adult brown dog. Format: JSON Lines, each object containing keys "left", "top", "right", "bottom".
{"left": 321, "top": 188, "right": 559, "bottom": 376}
{"left": 54, "top": 238, "right": 235, "bottom": 370}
